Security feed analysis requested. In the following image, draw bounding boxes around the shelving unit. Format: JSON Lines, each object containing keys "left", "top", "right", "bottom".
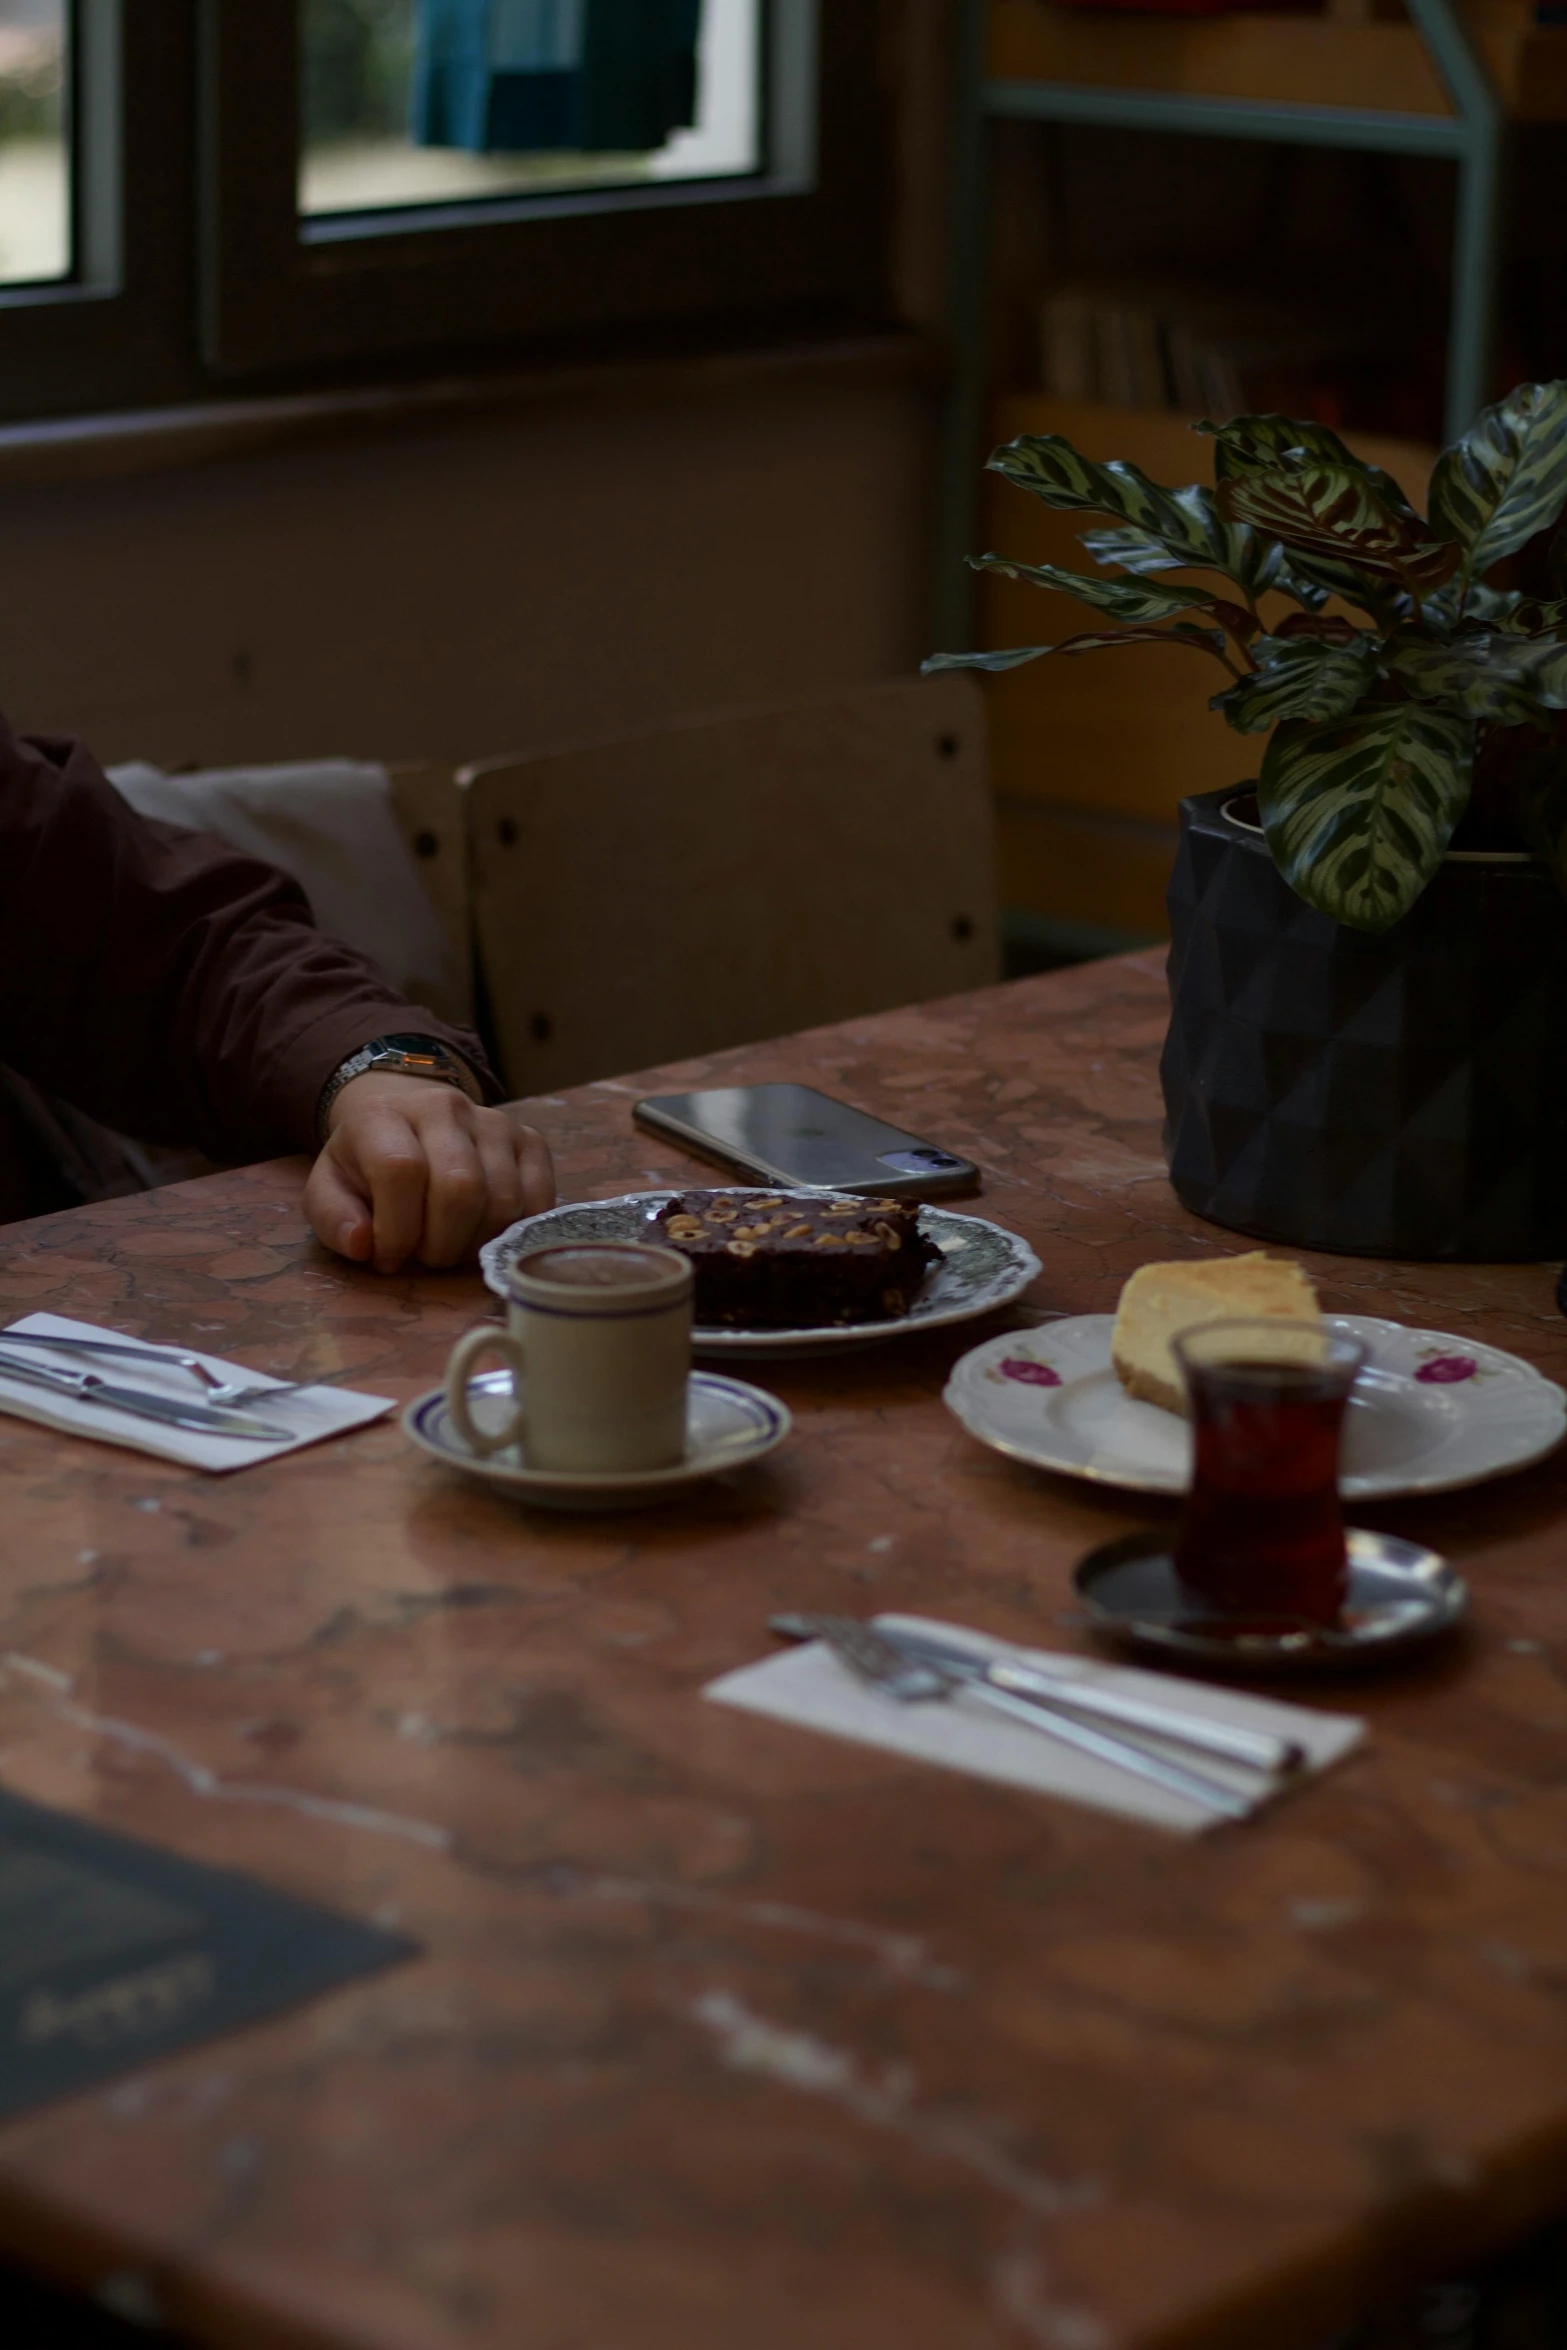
{"left": 935, "top": 0, "right": 1560, "bottom": 644}
{"left": 937, "top": 0, "right": 1560, "bottom": 957}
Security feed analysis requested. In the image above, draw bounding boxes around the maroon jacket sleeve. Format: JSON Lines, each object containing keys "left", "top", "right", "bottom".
{"left": 0, "top": 718, "right": 497, "bottom": 1162}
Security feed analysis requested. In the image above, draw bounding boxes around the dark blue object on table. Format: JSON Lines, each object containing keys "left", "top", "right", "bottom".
{"left": 0, "top": 1788, "right": 414, "bottom": 2122}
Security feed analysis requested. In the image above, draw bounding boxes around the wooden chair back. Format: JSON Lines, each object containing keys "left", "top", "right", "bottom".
{"left": 461, "top": 676, "right": 999, "bottom": 1096}
{"left": 387, "top": 761, "right": 473, "bottom": 1021}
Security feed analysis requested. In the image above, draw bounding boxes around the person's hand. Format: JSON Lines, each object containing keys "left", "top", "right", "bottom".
{"left": 304, "top": 1074, "right": 555, "bottom": 1272}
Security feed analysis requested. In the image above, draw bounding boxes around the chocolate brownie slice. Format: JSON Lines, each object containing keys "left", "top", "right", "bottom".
{"left": 653, "top": 1191, "right": 940, "bottom": 1329}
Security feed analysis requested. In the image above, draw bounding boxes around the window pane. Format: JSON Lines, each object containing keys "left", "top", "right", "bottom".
{"left": 299, "top": 0, "right": 762, "bottom": 224}
{"left": 0, "top": 0, "right": 68, "bottom": 284}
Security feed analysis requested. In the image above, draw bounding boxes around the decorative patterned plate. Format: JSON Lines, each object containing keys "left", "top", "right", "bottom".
{"left": 403, "top": 1368, "right": 790, "bottom": 1510}
{"left": 944, "top": 1313, "right": 1567, "bottom": 1500}
{"left": 481, "top": 1190, "right": 1041, "bottom": 1358}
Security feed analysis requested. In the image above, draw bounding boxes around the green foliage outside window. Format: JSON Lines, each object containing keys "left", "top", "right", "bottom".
{"left": 302, "top": 0, "right": 416, "bottom": 143}
{"left": 0, "top": 39, "right": 62, "bottom": 142}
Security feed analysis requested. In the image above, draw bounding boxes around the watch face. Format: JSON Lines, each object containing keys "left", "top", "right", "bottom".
{"left": 368, "top": 1039, "right": 454, "bottom": 1079}
{"left": 352, "top": 1035, "right": 478, "bottom": 1105}
{"left": 378, "top": 1033, "right": 450, "bottom": 1061}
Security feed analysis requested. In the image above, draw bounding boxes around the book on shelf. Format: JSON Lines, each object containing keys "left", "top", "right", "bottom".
{"left": 1037, "top": 283, "right": 1344, "bottom": 425}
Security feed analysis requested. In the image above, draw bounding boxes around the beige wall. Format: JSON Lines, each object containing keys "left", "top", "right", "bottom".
{"left": 0, "top": 341, "right": 942, "bottom": 772}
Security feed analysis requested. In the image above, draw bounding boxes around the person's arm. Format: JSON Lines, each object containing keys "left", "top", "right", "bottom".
{"left": 0, "top": 719, "right": 553, "bottom": 1266}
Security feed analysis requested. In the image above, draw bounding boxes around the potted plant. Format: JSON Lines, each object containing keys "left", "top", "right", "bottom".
{"left": 927, "top": 385, "right": 1567, "bottom": 1259}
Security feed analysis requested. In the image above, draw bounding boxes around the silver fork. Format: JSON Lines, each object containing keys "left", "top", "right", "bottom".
{"left": 183, "top": 1365, "right": 343, "bottom": 1409}
{"left": 772, "top": 1613, "right": 1260, "bottom": 1822}
{"left": 0, "top": 1329, "right": 341, "bottom": 1410}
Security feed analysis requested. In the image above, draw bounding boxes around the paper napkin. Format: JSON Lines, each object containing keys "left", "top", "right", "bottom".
{"left": 706, "top": 1612, "right": 1366, "bottom": 1836}
{"left": 0, "top": 1313, "right": 394, "bottom": 1474}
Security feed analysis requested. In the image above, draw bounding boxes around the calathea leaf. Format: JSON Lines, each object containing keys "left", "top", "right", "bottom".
{"left": 1386, "top": 630, "right": 1567, "bottom": 718}
{"left": 1222, "top": 529, "right": 1288, "bottom": 605}
{"left": 1076, "top": 524, "right": 1189, "bottom": 574}
{"left": 1271, "top": 548, "right": 1405, "bottom": 625}
{"left": 1078, "top": 518, "right": 1285, "bottom": 600}
{"left": 965, "top": 552, "right": 1225, "bottom": 624}
{"left": 1520, "top": 638, "right": 1567, "bottom": 705}
{"left": 1501, "top": 596, "right": 1567, "bottom": 636}
{"left": 988, "top": 436, "right": 1197, "bottom": 541}
{"left": 1272, "top": 612, "right": 1362, "bottom": 643}
{"left": 1422, "top": 575, "right": 1522, "bottom": 632}
{"left": 1200, "top": 413, "right": 1420, "bottom": 521}
{"left": 1218, "top": 463, "right": 1460, "bottom": 593}
{"left": 921, "top": 645, "right": 1056, "bottom": 675}
{"left": 1428, "top": 380, "right": 1567, "bottom": 577}
{"left": 1201, "top": 413, "right": 1361, "bottom": 475}
{"left": 1258, "top": 701, "right": 1474, "bottom": 932}
{"left": 1425, "top": 584, "right": 1567, "bottom": 638}
{"left": 1058, "top": 623, "right": 1231, "bottom": 658}
{"left": 988, "top": 436, "right": 1273, "bottom": 595}
{"left": 1211, "top": 633, "right": 1379, "bottom": 735}
{"left": 921, "top": 622, "right": 1230, "bottom": 677}
{"left": 1267, "top": 558, "right": 1332, "bottom": 612}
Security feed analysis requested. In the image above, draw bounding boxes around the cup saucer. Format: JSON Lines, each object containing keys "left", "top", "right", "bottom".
{"left": 1072, "top": 1529, "right": 1467, "bottom": 1673}
{"left": 402, "top": 1368, "right": 791, "bottom": 1511}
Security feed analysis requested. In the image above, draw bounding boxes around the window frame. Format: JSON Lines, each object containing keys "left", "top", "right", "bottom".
{"left": 198, "top": 0, "right": 892, "bottom": 383}
{"left": 0, "top": 0, "right": 200, "bottom": 425}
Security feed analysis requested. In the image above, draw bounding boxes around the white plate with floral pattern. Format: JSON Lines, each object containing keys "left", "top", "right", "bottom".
{"left": 481, "top": 1189, "right": 1041, "bottom": 1358}
{"left": 943, "top": 1314, "right": 1567, "bottom": 1499}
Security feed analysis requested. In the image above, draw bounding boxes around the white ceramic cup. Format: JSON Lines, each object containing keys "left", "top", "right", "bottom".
{"left": 444, "top": 1241, "right": 694, "bottom": 1473}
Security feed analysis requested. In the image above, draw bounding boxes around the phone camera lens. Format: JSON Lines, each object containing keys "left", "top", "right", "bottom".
{"left": 876, "top": 1148, "right": 961, "bottom": 1174}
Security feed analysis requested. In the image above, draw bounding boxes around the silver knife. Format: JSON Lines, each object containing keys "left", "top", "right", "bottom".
{"left": 0, "top": 1350, "right": 294, "bottom": 1442}
{"left": 0, "top": 1329, "right": 211, "bottom": 1378}
{"left": 874, "top": 1621, "right": 1306, "bottom": 1777}
{"left": 771, "top": 1614, "right": 1258, "bottom": 1822}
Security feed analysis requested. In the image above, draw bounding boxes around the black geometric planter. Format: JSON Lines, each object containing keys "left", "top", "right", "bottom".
{"left": 1161, "top": 788, "right": 1567, "bottom": 1260}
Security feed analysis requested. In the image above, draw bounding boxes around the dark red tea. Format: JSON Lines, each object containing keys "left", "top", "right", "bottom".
{"left": 1174, "top": 1356, "right": 1354, "bottom": 1626}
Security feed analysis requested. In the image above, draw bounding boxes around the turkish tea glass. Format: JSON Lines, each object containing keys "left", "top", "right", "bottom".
{"left": 1172, "top": 1318, "right": 1365, "bottom": 1628}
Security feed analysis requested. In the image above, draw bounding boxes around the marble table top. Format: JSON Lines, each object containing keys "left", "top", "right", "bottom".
{"left": 1, "top": 953, "right": 1566, "bottom": 2350}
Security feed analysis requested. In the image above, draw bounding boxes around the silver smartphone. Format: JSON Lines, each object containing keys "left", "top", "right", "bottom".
{"left": 632, "top": 1082, "right": 980, "bottom": 1199}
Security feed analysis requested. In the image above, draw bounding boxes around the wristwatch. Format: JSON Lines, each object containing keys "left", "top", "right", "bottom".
{"left": 316, "top": 1032, "right": 484, "bottom": 1143}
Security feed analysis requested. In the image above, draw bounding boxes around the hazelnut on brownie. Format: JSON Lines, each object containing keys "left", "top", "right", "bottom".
{"left": 653, "top": 1191, "right": 940, "bottom": 1328}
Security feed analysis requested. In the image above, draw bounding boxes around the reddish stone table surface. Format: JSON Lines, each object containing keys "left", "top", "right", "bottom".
{"left": 1, "top": 954, "right": 1566, "bottom": 2350}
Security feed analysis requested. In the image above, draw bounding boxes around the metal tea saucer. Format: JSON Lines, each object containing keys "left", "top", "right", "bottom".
{"left": 1073, "top": 1529, "right": 1467, "bottom": 1673}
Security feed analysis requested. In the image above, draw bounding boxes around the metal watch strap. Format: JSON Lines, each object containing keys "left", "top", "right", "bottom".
{"left": 315, "top": 1035, "right": 482, "bottom": 1145}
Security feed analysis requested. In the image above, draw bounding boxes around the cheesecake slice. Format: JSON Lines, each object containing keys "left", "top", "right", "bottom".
{"left": 1111, "top": 1251, "right": 1322, "bottom": 1416}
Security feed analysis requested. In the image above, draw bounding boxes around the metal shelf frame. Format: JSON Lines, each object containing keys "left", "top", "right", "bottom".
{"left": 936, "top": 0, "right": 1503, "bottom": 644}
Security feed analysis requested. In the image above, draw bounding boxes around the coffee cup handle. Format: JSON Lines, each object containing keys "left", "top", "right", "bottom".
{"left": 446, "top": 1326, "right": 527, "bottom": 1457}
